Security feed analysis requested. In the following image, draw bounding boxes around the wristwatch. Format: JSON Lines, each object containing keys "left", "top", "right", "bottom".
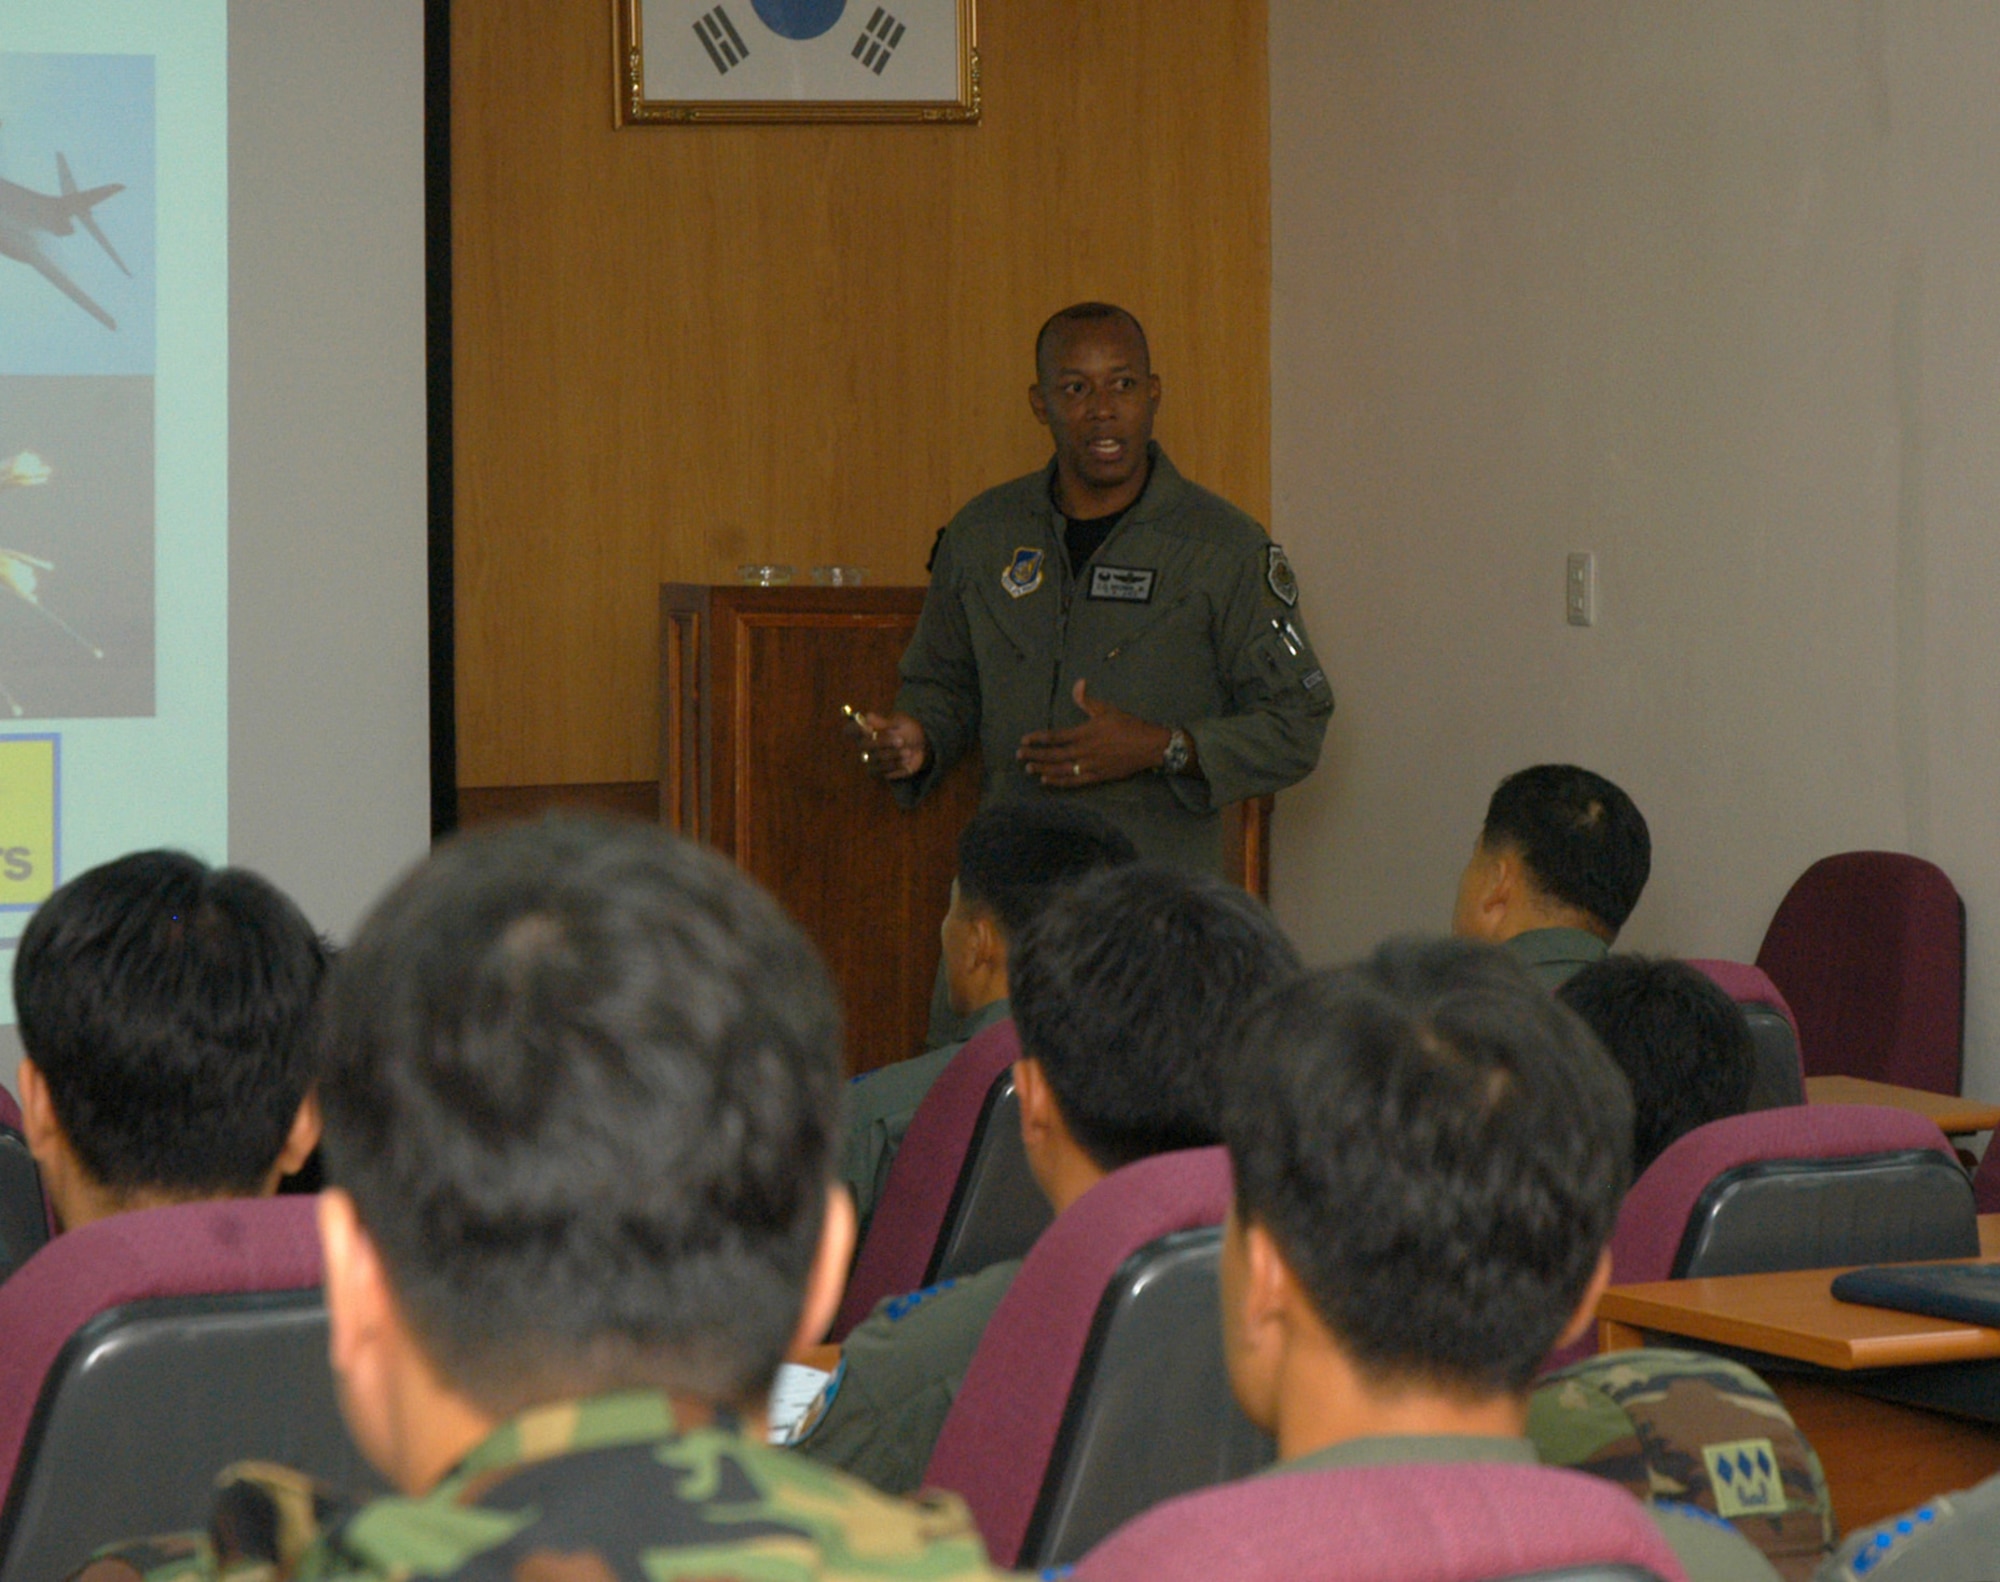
{"left": 1160, "top": 726, "right": 1192, "bottom": 777}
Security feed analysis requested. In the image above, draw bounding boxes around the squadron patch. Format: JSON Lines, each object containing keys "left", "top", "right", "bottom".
{"left": 1001, "top": 547, "right": 1045, "bottom": 600}
{"left": 1266, "top": 544, "right": 1299, "bottom": 608}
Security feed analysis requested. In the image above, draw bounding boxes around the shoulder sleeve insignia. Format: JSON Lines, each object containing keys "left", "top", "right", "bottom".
{"left": 1002, "top": 547, "right": 1045, "bottom": 600}
{"left": 1266, "top": 544, "right": 1299, "bottom": 607}
{"left": 926, "top": 524, "right": 949, "bottom": 574}
{"left": 783, "top": 1359, "right": 845, "bottom": 1446}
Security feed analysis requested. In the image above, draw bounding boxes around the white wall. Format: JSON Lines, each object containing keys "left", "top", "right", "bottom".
{"left": 1269, "top": 2, "right": 2000, "bottom": 1098}
{"left": 228, "top": 0, "right": 431, "bottom": 938}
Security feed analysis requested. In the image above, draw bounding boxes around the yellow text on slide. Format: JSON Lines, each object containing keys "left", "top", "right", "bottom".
{"left": 0, "top": 738, "right": 56, "bottom": 907}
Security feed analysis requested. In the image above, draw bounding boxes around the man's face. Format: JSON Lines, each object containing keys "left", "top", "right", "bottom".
{"left": 1028, "top": 317, "right": 1161, "bottom": 507}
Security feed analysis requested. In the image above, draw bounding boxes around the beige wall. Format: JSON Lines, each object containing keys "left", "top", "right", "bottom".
{"left": 453, "top": 0, "right": 1269, "bottom": 792}
{"left": 1270, "top": 2, "right": 2000, "bottom": 1097}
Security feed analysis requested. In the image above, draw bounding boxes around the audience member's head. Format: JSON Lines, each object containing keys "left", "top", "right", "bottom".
{"left": 13, "top": 849, "right": 328, "bottom": 1233}
{"left": 1007, "top": 862, "right": 1300, "bottom": 1215}
{"left": 1453, "top": 765, "right": 1651, "bottom": 945}
{"left": 942, "top": 801, "right": 1137, "bottom": 1017}
{"left": 1558, "top": 955, "right": 1756, "bottom": 1177}
{"left": 1220, "top": 937, "right": 1632, "bottom": 1456}
{"left": 315, "top": 815, "right": 852, "bottom": 1494}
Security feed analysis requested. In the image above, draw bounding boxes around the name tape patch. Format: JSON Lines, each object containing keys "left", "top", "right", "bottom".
{"left": 1088, "top": 565, "right": 1156, "bottom": 603}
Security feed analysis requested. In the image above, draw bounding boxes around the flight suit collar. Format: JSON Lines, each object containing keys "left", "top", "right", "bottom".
{"left": 1038, "top": 442, "right": 1189, "bottom": 570}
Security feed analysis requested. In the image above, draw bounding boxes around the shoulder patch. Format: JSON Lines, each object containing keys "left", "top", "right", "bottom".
{"left": 783, "top": 1359, "right": 845, "bottom": 1446}
{"left": 1703, "top": 1439, "right": 1784, "bottom": 1518}
{"left": 883, "top": 1278, "right": 960, "bottom": 1323}
{"left": 926, "top": 524, "right": 948, "bottom": 574}
{"left": 1002, "top": 547, "right": 1044, "bottom": 600}
{"left": 1266, "top": 544, "right": 1299, "bottom": 607}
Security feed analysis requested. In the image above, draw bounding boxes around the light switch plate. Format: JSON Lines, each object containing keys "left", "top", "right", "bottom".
{"left": 1566, "top": 552, "right": 1595, "bottom": 627}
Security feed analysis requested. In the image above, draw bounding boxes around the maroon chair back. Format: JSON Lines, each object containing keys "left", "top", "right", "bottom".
{"left": 923, "top": 1147, "right": 1234, "bottom": 1566}
{"left": 831, "top": 1018, "right": 1021, "bottom": 1341}
{"left": 1069, "top": 1460, "right": 1688, "bottom": 1582}
{"left": 1973, "top": 1143, "right": 2000, "bottom": 1215}
{"left": 0, "top": 1196, "right": 323, "bottom": 1499}
{"left": 1610, "top": 1104, "right": 1967, "bottom": 1287}
{"left": 1686, "top": 958, "right": 1804, "bottom": 1110}
{"left": 1755, "top": 852, "right": 1965, "bottom": 1093}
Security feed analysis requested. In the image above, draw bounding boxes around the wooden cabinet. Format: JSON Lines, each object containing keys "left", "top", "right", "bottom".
{"left": 660, "top": 583, "right": 1271, "bottom": 1076}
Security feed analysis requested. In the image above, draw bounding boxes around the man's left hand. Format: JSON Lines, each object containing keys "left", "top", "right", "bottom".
{"left": 1017, "top": 679, "right": 1173, "bottom": 789}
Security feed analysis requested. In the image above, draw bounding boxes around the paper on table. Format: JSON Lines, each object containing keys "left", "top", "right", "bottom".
{"left": 767, "top": 1362, "right": 832, "bottom": 1444}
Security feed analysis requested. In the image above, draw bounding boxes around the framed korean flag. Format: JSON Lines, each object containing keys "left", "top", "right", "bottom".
{"left": 616, "top": 0, "right": 979, "bottom": 124}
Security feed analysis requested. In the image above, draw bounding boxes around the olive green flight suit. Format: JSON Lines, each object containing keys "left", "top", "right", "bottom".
{"left": 892, "top": 445, "right": 1333, "bottom": 876}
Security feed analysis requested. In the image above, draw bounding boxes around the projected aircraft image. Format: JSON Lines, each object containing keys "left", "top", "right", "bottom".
{"left": 0, "top": 52, "right": 153, "bottom": 377}
{"left": 0, "top": 376, "right": 153, "bottom": 718}
{"left": 0, "top": 151, "right": 129, "bottom": 332}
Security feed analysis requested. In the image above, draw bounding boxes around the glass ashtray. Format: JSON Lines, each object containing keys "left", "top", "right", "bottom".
{"left": 812, "top": 565, "right": 868, "bottom": 587}
{"left": 739, "top": 564, "right": 796, "bottom": 586}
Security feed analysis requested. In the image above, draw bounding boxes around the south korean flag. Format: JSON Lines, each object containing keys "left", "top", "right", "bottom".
{"left": 643, "top": 0, "right": 959, "bottom": 103}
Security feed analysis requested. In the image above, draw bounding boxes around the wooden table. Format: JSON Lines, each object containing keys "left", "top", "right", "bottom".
{"left": 1806, "top": 1075, "right": 2000, "bottom": 1138}
{"left": 1596, "top": 1217, "right": 2000, "bottom": 1528}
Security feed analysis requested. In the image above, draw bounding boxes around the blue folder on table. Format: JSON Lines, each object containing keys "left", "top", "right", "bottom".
{"left": 1831, "top": 1261, "right": 2000, "bottom": 1327}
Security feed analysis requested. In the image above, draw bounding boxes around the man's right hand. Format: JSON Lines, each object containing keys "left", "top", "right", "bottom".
{"left": 850, "top": 710, "right": 929, "bottom": 781}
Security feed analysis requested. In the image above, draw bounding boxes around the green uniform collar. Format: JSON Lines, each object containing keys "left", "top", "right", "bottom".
{"left": 1272, "top": 1434, "right": 1539, "bottom": 1475}
{"left": 1502, "top": 927, "right": 1610, "bottom": 988}
{"left": 956, "top": 997, "right": 1012, "bottom": 1042}
{"left": 1036, "top": 442, "right": 1190, "bottom": 553}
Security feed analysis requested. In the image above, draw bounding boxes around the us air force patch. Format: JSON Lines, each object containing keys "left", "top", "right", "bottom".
{"left": 1266, "top": 545, "right": 1299, "bottom": 607}
{"left": 1002, "top": 547, "right": 1044, "bottom": 600}
{"left": 1088, "top": 565, "right": 1155, "bottom": 603}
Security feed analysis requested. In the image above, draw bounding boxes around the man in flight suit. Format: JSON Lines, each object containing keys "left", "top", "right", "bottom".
{"left": 855, "top": 302, "right": 1333, "bottom": 878}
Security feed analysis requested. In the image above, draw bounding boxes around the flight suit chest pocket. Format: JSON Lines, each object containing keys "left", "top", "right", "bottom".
{"left": 1102, "top": 592, "right": 1196, "bottom": 664}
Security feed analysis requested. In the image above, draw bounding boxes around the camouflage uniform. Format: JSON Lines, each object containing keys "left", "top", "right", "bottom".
{"left": 1529, "top": 1349, "right": 1836, "bottom": 1582}
{"left": 71, "top": 1389, "right": 1011, "bottom": 1581}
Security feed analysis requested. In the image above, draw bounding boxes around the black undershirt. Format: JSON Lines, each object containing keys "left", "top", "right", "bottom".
{"left": 1063, "top": 505, "right": 1128, "bottom": 575}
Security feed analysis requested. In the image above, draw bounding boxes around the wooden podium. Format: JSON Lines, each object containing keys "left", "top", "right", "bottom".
{"left": 659, "top": 583, "right": 1271, "bottom": 1076}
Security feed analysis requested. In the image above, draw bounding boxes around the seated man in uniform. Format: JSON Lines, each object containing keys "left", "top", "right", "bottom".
{"left": 797, "top": 861, "right": 1299, "bottom": 1495}
{"left": 76, "top": 817, "right": 1006, "bottom": 1582}
{"left": 14, "top": 850, "right": 327, "bottom": 1235}
{"left": 840, "top": 800, "right": 1136, "bottom": 1230}
{"left": 1201, "top": 937, "right": 1778, "bottom": 1582}
{"left": 1558, "top": 954, "right": 1759, "bottom": 1176}
{"left": 1451, "top": 763, "right": 1651, "bottom": 986}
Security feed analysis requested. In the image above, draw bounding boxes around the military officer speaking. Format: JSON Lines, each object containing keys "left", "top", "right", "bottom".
{"left": 853, "top": 302, "right": 1333, "bottom": 877}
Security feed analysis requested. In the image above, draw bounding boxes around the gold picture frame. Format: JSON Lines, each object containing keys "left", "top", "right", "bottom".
{"left": 615, "top": 0, "right": 979, "bottom": 125}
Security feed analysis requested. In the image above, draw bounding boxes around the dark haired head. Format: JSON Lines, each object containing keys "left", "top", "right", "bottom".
{"left": 1481, "top": 764, "right": 1650, "bottom": 933}
{"left": 1558, "top": 955, "right": 1756, "bottom": 1176}
{"left": 1034, "top": 302, "right": 1151, "bottom": 387}
{"left": 13, "top": 849, "right": 328, "bottom": 1198}
{"left": 1009, "top": 863, "right": 1300, "bottom": 1173}
{"left": 956, "top": 800, "right": 1138, "bottom": 941}
{"left": 317, "top": 815, "right": 843, "bottom": 1413}
{"left": 1225, "top": 937, "right": 1633, "bottom": 1396}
